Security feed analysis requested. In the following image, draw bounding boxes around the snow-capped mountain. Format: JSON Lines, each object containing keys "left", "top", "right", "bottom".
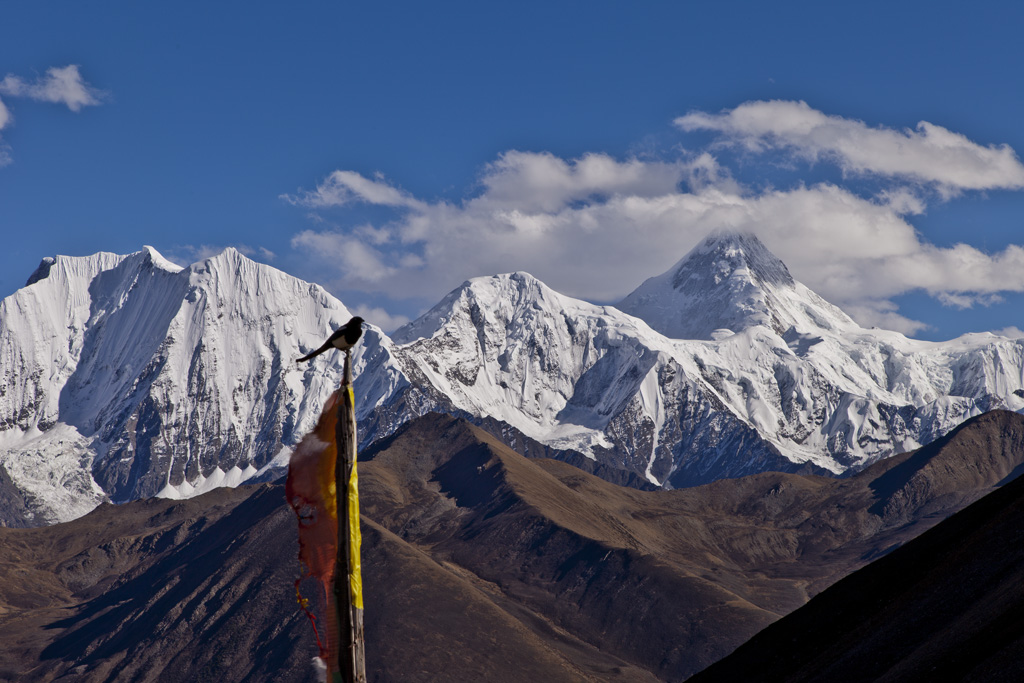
{"left": 389, "top": 271, "right": 794, "bottom": 485}
{"left": 0, "top": 247, "right": 409, "bottom": 524}
{"left": 617, "top": 232, "right": 1024, "bottom": 470}
{"left": 617, "top": 231, "right": 856, "bottom": 340}
{"left": 3, "top": 234, "right": 1024, "bottom": 525}
{"left": 386, "top": 232, "right": 1024, "bottom": 485}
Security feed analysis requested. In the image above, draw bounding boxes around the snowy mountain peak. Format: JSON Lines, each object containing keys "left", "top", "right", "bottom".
{"left": 141, "top": 245, "right": 184, "bottom": 273}
{"left": 24, "top": 246, "right": 182, "bottom": 291}
{"left": 393, "top": 271, "right": 564, "bottom": 344}
{"left": 190, "top": 245, "right": 251, "bottom": 276}
{"left": 617, "top": 231, "right": 855, "bottom": 340}
{"left": 679, "top": 231, "right": 794, "bottom": 289}
{"left": 0, "top": 245, "right": 400, "bottom": 524}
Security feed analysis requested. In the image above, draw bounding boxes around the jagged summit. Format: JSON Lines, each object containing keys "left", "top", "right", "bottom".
{"left": 142, "top": 245, "right": 186, "bottom": 273}
{"left": 617, "top": 230, "right": 856, "bottom": 340}
{"left": 393, "top": 271, "right": 606, "bottom": 344}
{"left": 681, "top": 231, "right": 795, "bottom": 289}
{"left": 389, "top": 270, "right": 669, "bottom": 451}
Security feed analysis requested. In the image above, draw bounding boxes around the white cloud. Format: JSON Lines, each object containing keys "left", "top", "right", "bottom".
{"left": 347, "top": 304, "right": 411, "bottom": 333}
{"left": 291, "top": 229, "right": 400, "bottom": 285}
{"left": 0, "top": 97, "right": 11, "bottom": 165}
{"left": 840, "top": 300, "right": 931, "bottom": 336}
{"left": 0, "top": 65, "right": 103, "bottom": 167}
{"left": 288, "top": 133, "right": 1024, "bottom": 337}
{"left": 937, "top": 292, "right": 1002, "bottom": 309}
{"left": 676, "top": 100, "right": 1024, "bottom": 196}
{"left": 0, "top": 65, "right": 103, "bottom": 111}
{"left": 476, "top": 150, "right": 687, "bottom": 213}
{"left": 877, "top": 188, "right": 926, "bottom": 216}
{"left": 282, "top": 170, "right": 425, "bottom": 210}
{"left": 993, "top": 326, "right": 1024, "bottom": 339}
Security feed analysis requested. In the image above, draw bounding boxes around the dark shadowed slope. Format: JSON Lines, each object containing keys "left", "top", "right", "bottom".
{"left": 688, "top": 438, "right": 1024, "bottom": 683}
{"left": 1, "top": 410, "right": 1023, "bottom": 681}
{"left": 0, "top": 464, "right": 31, "bottom": 527}
{"left": 0, "top": 485, "right": 318, "bottom": 682}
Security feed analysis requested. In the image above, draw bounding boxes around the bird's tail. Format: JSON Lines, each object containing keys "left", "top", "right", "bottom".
{"left": 297, "top": 345, "right": 329, "bottom": 363}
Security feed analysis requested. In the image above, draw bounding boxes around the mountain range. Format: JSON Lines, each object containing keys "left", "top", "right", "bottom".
{"left": 2, "top": 409, "right": 1022, "bottom": 681}
{"left": 2, "top": 232, "right": 1023, "bottom": 526}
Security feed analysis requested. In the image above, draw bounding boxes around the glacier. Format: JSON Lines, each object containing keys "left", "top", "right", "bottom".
{"left": 2, "top": 233, "right": 1023, "bottom": 525}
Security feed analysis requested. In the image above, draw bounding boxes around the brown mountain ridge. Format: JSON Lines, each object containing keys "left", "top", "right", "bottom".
{"left": 0, "top": 410, "right": 1022, "bottom": 681}
{"left": 690, "top": 421, "right": 1024, "bottom": 682}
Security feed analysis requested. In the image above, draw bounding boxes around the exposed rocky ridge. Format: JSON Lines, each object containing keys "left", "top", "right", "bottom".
{"left": 0, "top": 463, "right": 31, "bottom": 527}
{"left": 1, "top": 410, "right": 1023, "bottom": 681}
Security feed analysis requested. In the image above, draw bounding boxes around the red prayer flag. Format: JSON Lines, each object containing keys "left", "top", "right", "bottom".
{"left": 286, "top": 391, "right": 342, "bottom": 672}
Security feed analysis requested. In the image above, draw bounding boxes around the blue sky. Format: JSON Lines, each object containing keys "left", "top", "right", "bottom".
{"left": 2, "top": 1, "right": 1023, "bottom": 338}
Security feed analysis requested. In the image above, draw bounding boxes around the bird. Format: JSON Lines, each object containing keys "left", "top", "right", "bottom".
{"left": 297, "top": 316, "right": 365, "bottom": 363}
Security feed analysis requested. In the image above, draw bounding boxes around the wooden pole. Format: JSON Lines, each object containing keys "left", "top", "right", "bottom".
{"left": 334, "top": 349, "right": 366, "bottom": 683}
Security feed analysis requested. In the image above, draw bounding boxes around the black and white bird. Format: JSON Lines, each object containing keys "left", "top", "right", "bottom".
{"left": 297, "top": 316, "right": 365, "bottom": 363}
